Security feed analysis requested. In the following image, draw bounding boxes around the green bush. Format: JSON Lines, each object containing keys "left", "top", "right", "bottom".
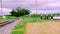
{"left": 31, "top": 14, "right": 41, "bottom": 17}
{"left": 31, "top": 14, "right": 48, "bottom": 19}
{"left": 30, "top": 14, "right": 54, "bottom": 20}
{"left": 44, "top": 14, "right": 50, "bottom": 20}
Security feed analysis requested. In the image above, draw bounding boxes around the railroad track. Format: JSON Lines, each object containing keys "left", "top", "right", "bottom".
{"left": 0, "top": 18, "right": 19, "bottom": 27}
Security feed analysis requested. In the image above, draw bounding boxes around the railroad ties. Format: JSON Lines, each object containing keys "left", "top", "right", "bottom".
{"left": 0, "top": 18, "right": 18, "bottom": 27}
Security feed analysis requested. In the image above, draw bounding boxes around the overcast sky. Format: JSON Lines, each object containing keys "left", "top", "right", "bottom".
{"left": 0, "top": 0, "right": 60, "bottom": 15}
{"left": 1, "top": 0, "right": 60, "bottom": 10}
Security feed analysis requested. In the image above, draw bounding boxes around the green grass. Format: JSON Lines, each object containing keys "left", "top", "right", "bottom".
{"left": 12, "top": 30, "right": 24, "bottom": 34}
{"left": 0, "top": 16, "right": 3, "bottom": 20}
{"left": 0, "top": 16, "right": 15, "bottom": 21}
{"left": 12, "top": 22, "right": 25, "bottom": 34}
{"left": 23, "top": 17, "right": 51, "bottom": 22}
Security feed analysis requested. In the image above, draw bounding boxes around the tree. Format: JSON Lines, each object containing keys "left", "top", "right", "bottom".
{"left": 10, "top": 9, "right": 17, "bottom": 16}
{"left": 10, "top": 8, "right": 30, "bottom": 17}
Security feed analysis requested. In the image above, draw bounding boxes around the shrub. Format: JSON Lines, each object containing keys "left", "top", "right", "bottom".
{"left": 31, "top": 14, "right": 41, "bottom": 17}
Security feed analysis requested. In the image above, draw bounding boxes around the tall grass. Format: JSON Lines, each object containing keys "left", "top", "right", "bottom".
{"left": 12, "top": 22, "right": 25, "bottom": 34}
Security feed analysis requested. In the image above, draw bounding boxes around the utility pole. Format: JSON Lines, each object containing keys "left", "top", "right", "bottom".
{"left": 35, "top": 0, "right": 37, "bottom": 14}
{"left": 1, "top": 0, "right": 2, "bottom": 16}
{"left": 1, "top": 0, "right": 5, "bottom": 19}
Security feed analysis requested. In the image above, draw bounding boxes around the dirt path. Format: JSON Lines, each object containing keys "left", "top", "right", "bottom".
{"left": 25, "top": 22, "right": 60, "bottom": 34}
{"left": 0, "top": 18, "right": 23, "bottom": 34}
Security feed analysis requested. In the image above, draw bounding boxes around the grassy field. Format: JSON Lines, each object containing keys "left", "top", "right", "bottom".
{"left": 0, "top": 16, "right": 15, "bottom": 21}
{"left": 11, "top": 16, "right": 52, "bottom": 34}
{"left": 0, "top": 16, "right": 3, "bottom": 20}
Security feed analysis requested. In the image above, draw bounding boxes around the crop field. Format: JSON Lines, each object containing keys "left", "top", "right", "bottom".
{"left": 25, "top": 22, "right": 60, "bottom": 34}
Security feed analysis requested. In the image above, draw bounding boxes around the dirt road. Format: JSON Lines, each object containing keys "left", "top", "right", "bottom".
{"left": 25, "top": 22, "right": 60, "bottom": 34}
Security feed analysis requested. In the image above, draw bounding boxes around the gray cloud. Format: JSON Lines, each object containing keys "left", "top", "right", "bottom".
{"left": 1, "top": 0, "right": 60, "bottom": 10}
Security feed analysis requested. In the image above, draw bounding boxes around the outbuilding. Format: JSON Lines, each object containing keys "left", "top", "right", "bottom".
{"left": 52, "top": 16, "right": 60, "bottom": 20}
